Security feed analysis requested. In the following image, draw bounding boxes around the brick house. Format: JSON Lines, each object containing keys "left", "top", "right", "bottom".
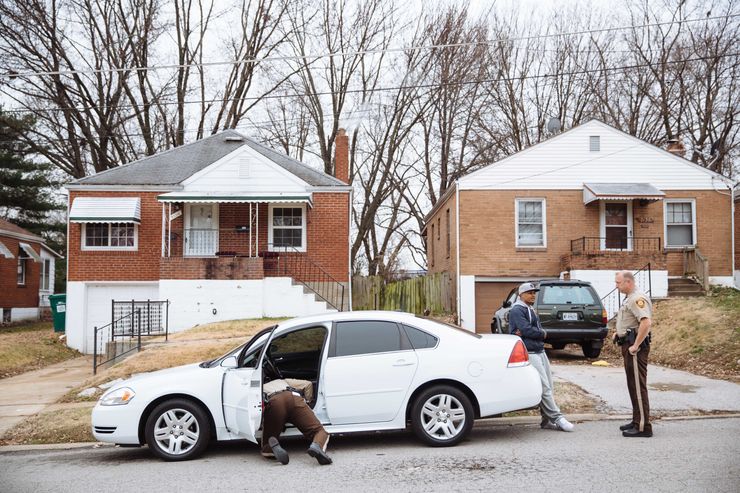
{"left": 0, "top": 219, "right": 60, "bottom": 322}
{"left": 65, "top": 129, "right": 351, "bottom": 353}
{"left": 425, "top": 120, "right": 737, "bottom": 333}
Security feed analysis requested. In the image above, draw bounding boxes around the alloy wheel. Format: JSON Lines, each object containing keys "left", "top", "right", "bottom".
{"left": 419, "top": 393, "right": 466, "bottom": 440}
{"left": 152, "top": 408, "right": 200, "bottom": 456}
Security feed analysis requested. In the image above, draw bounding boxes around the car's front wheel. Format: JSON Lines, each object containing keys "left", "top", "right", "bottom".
{"left": 411, "top": 385, "right": 474, "bottom": 447}
{"left": 145, "top": 398, "right": 211, "bottom": 461}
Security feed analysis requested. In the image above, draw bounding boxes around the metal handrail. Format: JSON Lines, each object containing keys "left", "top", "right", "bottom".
{"left": 263, "top": 243, "right": 345, "bottom": 311}
{"left": 571, "top": 236, "right": 661, "bottom": 253}
{"left": 599, "top": 262, "right": 652, "bottom": 321}
{"left": 93, "top": 310, "right": 140, "bottom": 374}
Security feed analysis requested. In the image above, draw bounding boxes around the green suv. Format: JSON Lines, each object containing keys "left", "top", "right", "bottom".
{"left": 491, "top": 280, "right": 608, "bottom": 358}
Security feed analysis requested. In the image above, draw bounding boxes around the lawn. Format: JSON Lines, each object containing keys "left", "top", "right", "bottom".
{"left": 0, "top": 321, "right": 81, "bottom": 379}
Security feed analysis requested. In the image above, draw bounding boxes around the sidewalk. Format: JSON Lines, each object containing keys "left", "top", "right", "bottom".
{"left": 0, "top": 356, "right": 93, "bottom": 438}
{"left": 552, "top": 363, "right": 740, "bottom": 414}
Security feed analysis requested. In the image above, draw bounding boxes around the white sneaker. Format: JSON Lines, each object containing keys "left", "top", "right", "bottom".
{"left": 555, "top": 417, "right": 574, "bottom": 432}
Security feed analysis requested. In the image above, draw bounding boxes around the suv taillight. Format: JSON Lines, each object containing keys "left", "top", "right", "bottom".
{"left": 507, "top": 340, "right": 529, "bottom": 367}
{"left": 602, "top": 309, "right": 608, "bottom": 325}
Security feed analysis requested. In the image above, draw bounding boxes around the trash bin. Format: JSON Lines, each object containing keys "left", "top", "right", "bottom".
{"left": 49, "top": 294, "right": 67, "bottom": 333}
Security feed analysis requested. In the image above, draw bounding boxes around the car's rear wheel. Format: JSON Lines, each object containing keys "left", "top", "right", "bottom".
{"left": 550, "top": 343, "right": 566, "bottom": 350}
{"left": 491, "top": 320, "right": 501, "bottom": 334}
{"left": 581, "top": 343, "right": 601, "bottom": 359}
{"left": 411, "top": 385, "right": 473, "bottom": 447}
{"left": 145, "top": 398, "right": 211, "bottom": 461}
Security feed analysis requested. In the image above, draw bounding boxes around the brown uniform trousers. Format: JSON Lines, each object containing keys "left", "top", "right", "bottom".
{"left": 261, "top": 391, "right": 329, "bottom": 455}
{"left": 621, "top": 342, "right": 652, "bottom": 433}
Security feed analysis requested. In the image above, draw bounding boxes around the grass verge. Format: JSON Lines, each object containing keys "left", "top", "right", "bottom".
{"left": 0, "top": 321, "right": 81, "bottom": 379}
{"left": 505, "top": 381, "right": 602, "bottom": 417}
{"left": 0, "top": 404, "right": 95, "bottom": 445}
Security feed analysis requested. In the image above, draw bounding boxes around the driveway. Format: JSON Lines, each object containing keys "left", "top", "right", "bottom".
{"left": 552, "top": 363, "right": 740, "bottom": 414}
{"left": 0, "top": 356, "right": 92, "bottom": 437}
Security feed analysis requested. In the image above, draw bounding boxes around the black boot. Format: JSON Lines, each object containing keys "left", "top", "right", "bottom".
{"left": 622, "top": 428, "right": 652, "bottom": 438}
{"left": 619, "top": 422, "right": 635, "bottom": 431}
{"left": 269, "top": 437, "right": 289, "bottom": 464}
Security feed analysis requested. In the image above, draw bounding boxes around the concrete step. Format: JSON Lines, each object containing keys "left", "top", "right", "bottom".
{"left": 667, "top": 292, "right": 705, "bottom": 298}
{"left": 668, "top": 278, "right": 701, "bottom": 286}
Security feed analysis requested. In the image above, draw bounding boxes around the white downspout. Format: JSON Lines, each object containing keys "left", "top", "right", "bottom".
{"left": 455, "top": 182, "right": 461, "bottom": 325}
{"left": 732, "top": 184, "right": 737, "bottom": 288}
{"left": 348, "top": 189, "right": 353, "bottom": 311}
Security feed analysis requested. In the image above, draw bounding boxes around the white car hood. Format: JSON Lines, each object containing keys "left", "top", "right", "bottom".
{"left": 108, "top": 363, "right": 205, "bottom": 392}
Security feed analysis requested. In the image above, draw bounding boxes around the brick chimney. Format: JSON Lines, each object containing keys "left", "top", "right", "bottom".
{"left": 666, "top": 138, "right": 686, "bottom": 158}
{"left": 334, "top": 128, "right": 350, "bottom": 184}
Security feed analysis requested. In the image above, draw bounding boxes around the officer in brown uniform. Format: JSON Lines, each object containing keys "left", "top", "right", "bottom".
{"left": 261, "top": 378, "right": 332, "bottom": 465}
{"left": 614, "top": 270, "right": 653, "bottom": 438}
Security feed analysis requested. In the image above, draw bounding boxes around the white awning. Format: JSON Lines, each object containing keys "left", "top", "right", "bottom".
{"left": 0, "top": 240, "right": 14, "bottom": 259}
{"left": 157, "top": 192, "right": 313, "bottom": 206}
{"left": 69, "top": 197, "right": 141, "bottom": 223}
{"left": 19, "top": 242, "right": 42, "bottom": 262}
{"left": 583, "top": 183, "right": 665, "bottom": 205}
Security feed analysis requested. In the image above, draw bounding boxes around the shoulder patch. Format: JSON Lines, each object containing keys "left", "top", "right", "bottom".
{"left": 636, "top": 298, "right": 646, "bottom": 308}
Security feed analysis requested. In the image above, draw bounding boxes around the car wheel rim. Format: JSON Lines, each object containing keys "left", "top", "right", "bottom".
{"left": 153, "top": 408, "right": 200, "bottom": 455}
{"left": 420, "top": 394, "right": 466, "bottom": 440}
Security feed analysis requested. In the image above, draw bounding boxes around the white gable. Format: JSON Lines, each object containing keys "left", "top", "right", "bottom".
{"left": 181, "top": 145, "right": 310, "bottom": 193}
{"left": 460, "top": 120, "right": 733, "bottom": 190}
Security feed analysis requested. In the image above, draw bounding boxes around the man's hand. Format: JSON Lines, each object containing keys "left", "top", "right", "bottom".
{"left": 612, "top": 333, "right": 619, "bottom": 344}
{"left": 628, "top": 344, "right": 639, "bottom": 355}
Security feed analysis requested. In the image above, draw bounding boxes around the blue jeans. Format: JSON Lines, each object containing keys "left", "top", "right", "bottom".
{"left": 528, "top": 352, "right": 564, "bottom": 422}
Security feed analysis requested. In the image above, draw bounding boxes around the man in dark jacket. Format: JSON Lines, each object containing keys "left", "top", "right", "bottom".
{"left": 509, "top": 282, "right": 574, "bottom": 432}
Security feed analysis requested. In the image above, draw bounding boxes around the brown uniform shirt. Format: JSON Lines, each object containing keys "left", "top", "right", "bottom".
{"left": 615, "top": 290, "right": 652, "bottom": 337}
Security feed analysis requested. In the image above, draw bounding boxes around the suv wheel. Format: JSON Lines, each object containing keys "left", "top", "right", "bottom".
{"left": 491, "top": 320, "right": 501, "bottom": 334}
{"left": 581, "top": 343, "right": 601, "bottom": 359}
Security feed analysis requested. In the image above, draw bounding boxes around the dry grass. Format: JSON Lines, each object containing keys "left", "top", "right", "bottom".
{"left": 505, "top": 381, "right": 602, "bottom": 417}
{"left": 0, "top": 321, "right": 81, "bottom": 379}
{"left": 0, "top": 404, "right": 95, "bottom": 445}
{"left": 168, "top": 318, "right": 285, "bottom": 342}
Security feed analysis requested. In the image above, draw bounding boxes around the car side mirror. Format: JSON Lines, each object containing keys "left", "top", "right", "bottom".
{"left": 220, "top": 356, "right": 238, "bottom": 369}
{"left": 503, "top": 301, "right": 512, "bottom": 308}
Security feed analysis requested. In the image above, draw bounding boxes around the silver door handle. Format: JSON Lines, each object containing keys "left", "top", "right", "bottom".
{"left": 393, "top": 360, "right": 415, "bottom": 367}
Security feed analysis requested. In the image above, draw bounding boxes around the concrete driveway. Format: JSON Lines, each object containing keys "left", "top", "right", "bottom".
{"left": 553, "top": 363, "right": 740, "bottom": 414}
{"left": 0, "top": 356, "right": 92, "bottom": 437}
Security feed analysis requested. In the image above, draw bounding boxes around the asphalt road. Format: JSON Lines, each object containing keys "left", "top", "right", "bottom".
{"left": 1, "top": 417, "right": 738, "bottom": 493}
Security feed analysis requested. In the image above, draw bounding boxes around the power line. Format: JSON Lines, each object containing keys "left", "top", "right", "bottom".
{"left": 1, "top": 14, "right": 736, "bottom": 80}
{"left": 2, "top": 52, "right": 737, "bottom": 117}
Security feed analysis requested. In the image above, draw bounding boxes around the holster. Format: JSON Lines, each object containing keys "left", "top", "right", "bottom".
{"left": 625, "top": 330, "right": 651, "bottom": 349}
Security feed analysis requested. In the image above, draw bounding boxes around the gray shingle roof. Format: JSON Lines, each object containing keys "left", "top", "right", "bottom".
{"left": 71, "top": 130, "right": 346, "bottom": 187}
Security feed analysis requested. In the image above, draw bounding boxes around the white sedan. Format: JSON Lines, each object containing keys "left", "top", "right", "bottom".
{"left": 92, "top": 311, "right": 542, "bottom": 461}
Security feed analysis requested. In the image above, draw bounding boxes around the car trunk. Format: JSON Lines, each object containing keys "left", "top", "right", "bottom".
{"left": 537, "top": 283, "right": 604, "bottom": 336}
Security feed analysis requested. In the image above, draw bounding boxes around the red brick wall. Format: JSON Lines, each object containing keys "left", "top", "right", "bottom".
{"left": 456, "top": 189, "right": 733, "bottom": 278}
{"left": 68, "top": 191, "right": 350, "bottom": 283}
{"left": 160, "top": 257, "right": 264, "bottom": 280}
{"left": 68, "top": 191, "right": 163, "bottom": 281}
{"left": 0, "top": 235, "right": 41, "bottom": 308}
{"left": 426, "top": 190, "right": 458, "bottom": 310}
{"left": 735, "top": 198, "right": 740, "bottom": 274}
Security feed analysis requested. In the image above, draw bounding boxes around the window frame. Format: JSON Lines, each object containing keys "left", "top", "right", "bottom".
{"left": 446, "top": 208, "right": 451, "bottom": 258}
{"left": 429, "top": 224, "right": 434, "bottom": 267}
{"left": 663, "top": 199, "right": 697, "bottom": 248}
{"left": 17, "top": 254, "right": 26, "bottom": 286}
{"left": 40, "top": 258, "right": 51, "bottom": 291}
{"left": 81, "top": 222, "right": 139, "bottom": 251}
{"left": 268, "top": 203, "right": 307, "bottom": 252}
{"left": 515, "top": 198, "right": 547, "bottom": 248}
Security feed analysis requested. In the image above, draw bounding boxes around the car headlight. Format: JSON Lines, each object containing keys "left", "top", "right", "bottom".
{"left": 100, "top": 387, "right": 136, "bottom": 406}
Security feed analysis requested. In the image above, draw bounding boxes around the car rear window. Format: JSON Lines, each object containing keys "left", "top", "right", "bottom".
{"left": 540, "top": 285, "right": 597, "bottom": 305}
{"left": 402, "top": 324, "right": 438, "bottom": 349}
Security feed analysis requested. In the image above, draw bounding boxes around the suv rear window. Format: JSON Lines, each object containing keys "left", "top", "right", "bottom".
{"left": 540, "top": 285, "right": 597, "bottom": 305}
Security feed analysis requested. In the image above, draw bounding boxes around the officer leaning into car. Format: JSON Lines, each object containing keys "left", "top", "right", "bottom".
{"left": 509, "top": 282, "right": 575, "bottom": 433}
{"left": 613, "top": 270, "right": 653, "bottom": 438}
{"left": 261, "top": 378, "right": 333, "bottom": 465}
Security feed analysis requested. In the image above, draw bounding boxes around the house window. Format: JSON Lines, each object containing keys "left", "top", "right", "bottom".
{"left": 41, "top": 258, "right": 51, "bottom": 291}
{"left": 589, "top": 136, "right": 600, "bottom": 152}
{"left": 269, "top": 205, "right": 306, "bottom": 251}
{"left": 17, "top": 253, "right": 26, "bottom": 285}
{"left": 446, "top": 208, "right": 451, "bottom": 258}
{"left": 437, "top": 218, "right": 440, "bottom": 240}
{"left": 516, "top": 199, "right": 546, "bottom": 247}
{"left": 665, "top": 200, "right": 696, "bottom": 247}
{"left": 429, "top": 224, "right": 434, "bottom": 267}
{"left": 82, "top": 223, "right": 138, "bottom": 250}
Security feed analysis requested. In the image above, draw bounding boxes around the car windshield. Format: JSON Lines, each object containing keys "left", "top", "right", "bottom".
{"left": 539, "top": 285, "right": 597, "bottom": 305}
{"left": 202, "top": 325, "right": 277, "bottom": 368}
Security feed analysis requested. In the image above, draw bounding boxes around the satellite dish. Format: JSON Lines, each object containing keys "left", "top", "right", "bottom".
{"left": 547, "top": 117, "right": 561, "bottom": 134}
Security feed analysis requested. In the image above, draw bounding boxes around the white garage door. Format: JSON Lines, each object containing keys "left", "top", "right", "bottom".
{"left": 84, "top": 283, "right": 159, "bottom": 353}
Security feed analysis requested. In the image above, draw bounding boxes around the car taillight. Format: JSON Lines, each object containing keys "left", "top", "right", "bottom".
{"left": 602, "top": 309, "right": 608, "bottom": 325}
{"left": 507, "top": 340, "right": 529, "bottom": 367}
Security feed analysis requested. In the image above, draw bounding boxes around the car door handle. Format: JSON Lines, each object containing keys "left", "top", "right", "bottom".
{"left": 393, "top": 360, "right": 415, "bottom": 367}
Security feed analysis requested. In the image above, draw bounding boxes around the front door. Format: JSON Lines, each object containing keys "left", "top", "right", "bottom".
{"left": 601, "top": 202, "right": 632, "bottom": 250}
{"left": 185, "top": 204, "right": 218, "bottom": 256}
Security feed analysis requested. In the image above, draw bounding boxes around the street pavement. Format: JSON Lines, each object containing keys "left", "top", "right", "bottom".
{"left": 0, "top": 356, "right": 92, "bottom": 437}
{"left": 552, "top": 363, "right": 740, "bottom": 414}
{"left": 0, "top": 417, "right": 738, "bottom": 492}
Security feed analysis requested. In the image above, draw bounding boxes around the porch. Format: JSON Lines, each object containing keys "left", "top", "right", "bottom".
{"left": 563, "top": 236, "right": 667, "bottom": 271}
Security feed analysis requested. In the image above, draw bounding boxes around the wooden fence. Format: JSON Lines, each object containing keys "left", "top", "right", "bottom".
{"left": 352, "top": 272, "right": 454, "bottom": 314}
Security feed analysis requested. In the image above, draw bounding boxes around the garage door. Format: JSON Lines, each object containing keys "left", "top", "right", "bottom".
{"left": 474, "top": 282, "right": 519, "bottom": 334}
{"left": 84, "top": 283, "right": 159, "bottom": 353}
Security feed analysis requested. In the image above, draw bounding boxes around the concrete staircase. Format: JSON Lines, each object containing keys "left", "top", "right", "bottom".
{"left": 667, "top": 277, "right": 704, "bottom": 297}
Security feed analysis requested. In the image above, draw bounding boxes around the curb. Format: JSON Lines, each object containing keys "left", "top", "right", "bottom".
{"left": 2, "top": 413, "right": 738, "bottom": 452}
